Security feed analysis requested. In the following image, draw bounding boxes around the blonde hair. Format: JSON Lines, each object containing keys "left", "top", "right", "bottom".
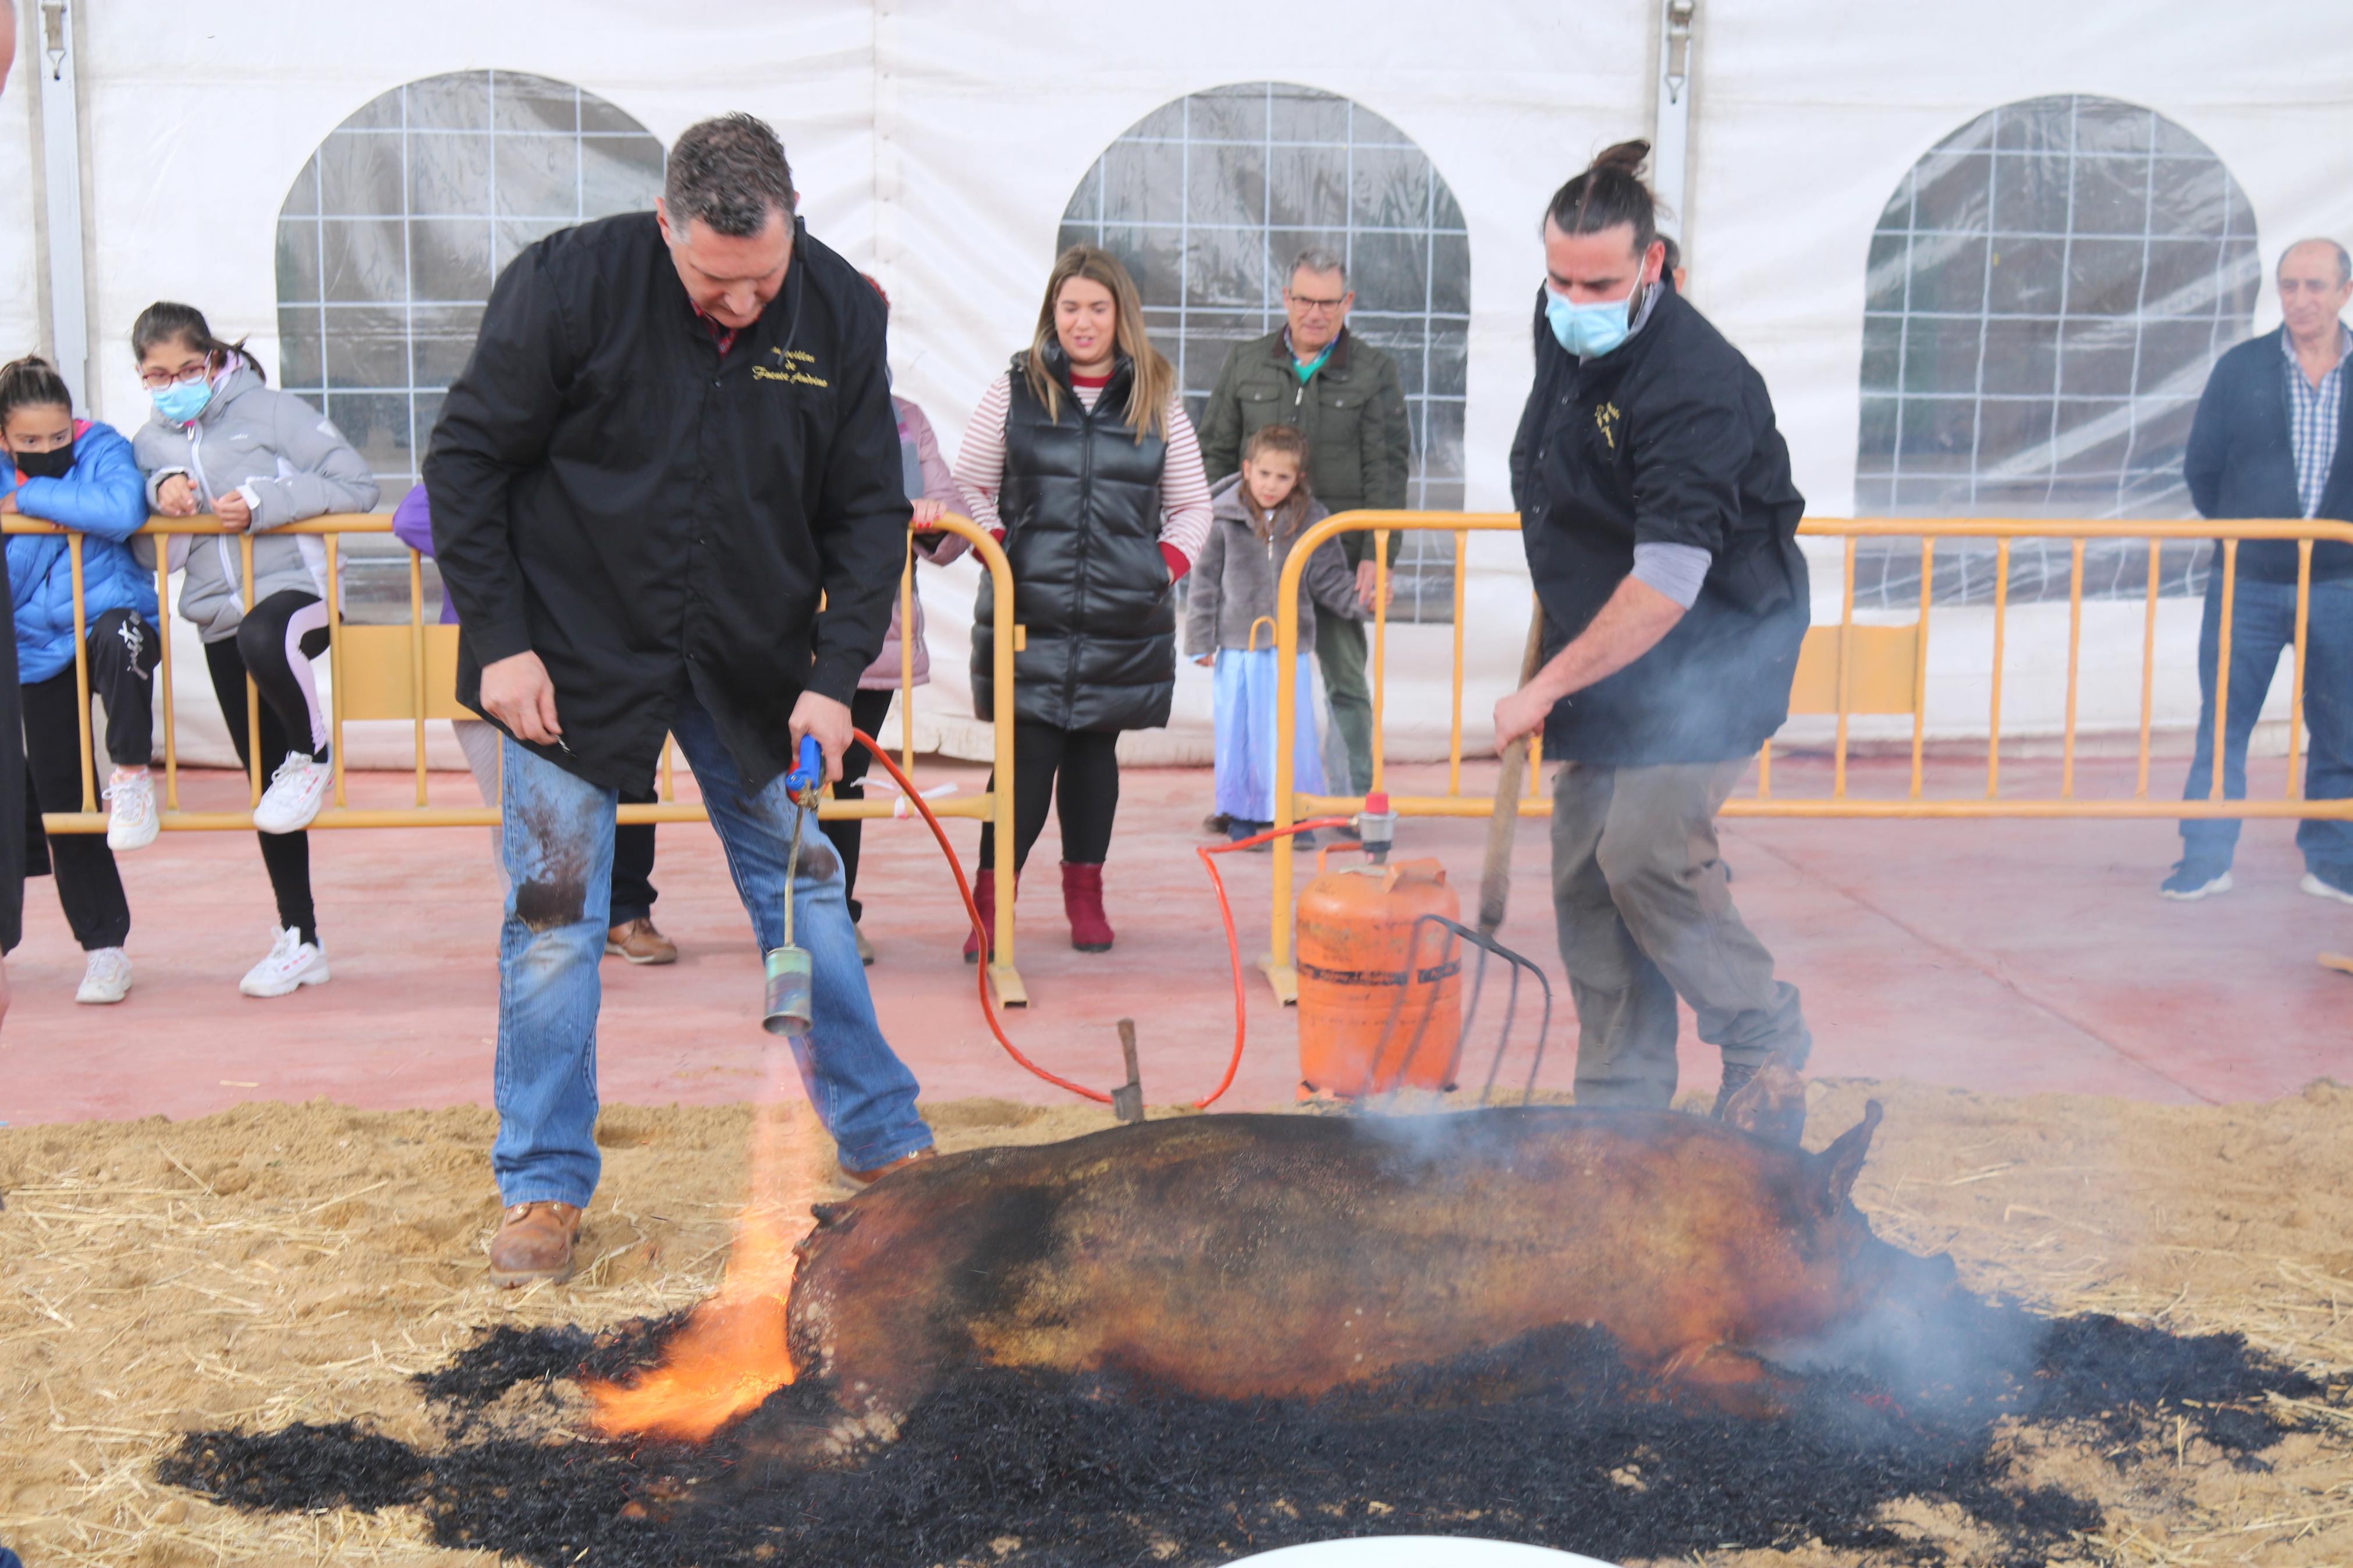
{"left": 1238, "top": 422, "right": 1314, "bottom": 543}
{"left": 1024, "top": 245, "right": 1175, "bottom": 443}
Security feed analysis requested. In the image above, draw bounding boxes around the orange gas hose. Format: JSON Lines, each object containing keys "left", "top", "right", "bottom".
{"left": 850, "top": 730, "right": 1113, "bottom": 1104}
{"left": 1192, "top": 817, "right": 1355, "bottom": 1108}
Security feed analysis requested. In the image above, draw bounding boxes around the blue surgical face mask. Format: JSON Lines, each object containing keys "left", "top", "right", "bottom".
{"left": 150, "top": 378, "right": 214, "bottom": 426}
{"left": 1545, "top": 286, "right": 1641, "bottom": 360}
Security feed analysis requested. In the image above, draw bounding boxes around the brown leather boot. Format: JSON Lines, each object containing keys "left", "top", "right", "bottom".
{"left": 488, "top": 1200, "right": 582, "bottom": 1287}
{"left": 842, "top": 1146, "right": 939, "bottom": 1186}
{"left": 1061, "top": 861, "right": 1114, "bottom": 952}
{"left": 605, "top": 918, "right": 677, "bottom": 965}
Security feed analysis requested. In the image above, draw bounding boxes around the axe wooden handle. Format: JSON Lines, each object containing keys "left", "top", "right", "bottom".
{"left": 1478, "top": 608, "right": 1549, "bottom": 936}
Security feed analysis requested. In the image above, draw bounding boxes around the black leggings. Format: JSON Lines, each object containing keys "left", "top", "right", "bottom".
{"left": 205, "top": 593, "right": 330, "bottom": 944}
{"left": 976, "top": 720, "right": 1120, "bottom": 876}
{"left": 821, "top": 687, "right": 899, "bottom": 923}
{"left": 22, "top": 608, "right": 162, "bottom": 950}
{"left": 229, "top": 589, "right": 333, "bottom": 763}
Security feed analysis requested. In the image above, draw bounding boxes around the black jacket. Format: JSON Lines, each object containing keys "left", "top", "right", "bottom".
{"left": 1510, "top": 280, "right": 1809, "bottom": 766}
{"left": 2182, "top": 327, "right": 2353, "bottom": 582}
{"left": 971, "top": 347, "right": 1177, "bottom": 732}
{"left": 424, "top": 212, "right": 908, "bottom": 792}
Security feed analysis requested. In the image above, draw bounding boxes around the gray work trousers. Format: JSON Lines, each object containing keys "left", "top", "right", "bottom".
{"left": 1549, "top": 757, "right": 1811, "bottom": 1107}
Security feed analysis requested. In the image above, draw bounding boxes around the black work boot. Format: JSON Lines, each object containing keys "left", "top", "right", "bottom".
{"left": 1712, "top": 1062, "right": 1757, "bottom": 1119}
{"left": 1716, "top": 1058, "right": 1808, "bottom": 1148}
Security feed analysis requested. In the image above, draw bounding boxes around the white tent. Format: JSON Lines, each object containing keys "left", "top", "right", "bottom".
{"left": 8, "top": 1, "right": 2347, "bottom": 767}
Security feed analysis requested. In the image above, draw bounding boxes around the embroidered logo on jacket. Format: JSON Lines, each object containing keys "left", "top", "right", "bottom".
{"left": 753, "top": 349, "right": 829, "bottom": 389}
{"left": 1593, "top": 401, "right": 1622, "bottom": 450}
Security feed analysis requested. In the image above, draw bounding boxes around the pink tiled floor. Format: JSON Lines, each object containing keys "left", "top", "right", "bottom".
{"left": 2, "top": 752, "right": 2345, "bottom": 1128}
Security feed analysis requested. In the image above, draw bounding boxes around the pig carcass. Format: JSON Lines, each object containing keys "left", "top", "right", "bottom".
{"left": 786, "top": 1104, "right": 1952, "bottom": 1428}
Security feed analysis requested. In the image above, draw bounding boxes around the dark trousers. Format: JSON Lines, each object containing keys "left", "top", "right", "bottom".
{"left": 1315, "top": 612, "right": 1375, "bottom": 795}
{"left": 1549, "top": 757, "right": 1811, "bottom": 1108}
{"left": 21, "top": 607, "right": 161, "bottom": 950}
{"left": 204, "top": 606, "right": 329, "bottom": 945}
{"left": 2178, "top": 573, "right": 2353, "bottom": 880}
{"left": 609, "top": 791, "right": 659, "bottom": 926}
{"left": 821, "top": 687, "right": 898, "bottom": 923}
{"left": 977, "top": 720, "right": 1120, "bottom": 875}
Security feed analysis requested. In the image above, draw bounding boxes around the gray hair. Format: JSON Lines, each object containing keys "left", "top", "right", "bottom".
{"left": 664, "top": 113, "right": 796, "bottom": 239}
{"left": 2280, "top": 237, "right": 2352, "bottom": 287}
{"left": 1287, "top": 247, "right": 1348, "bottom": 287}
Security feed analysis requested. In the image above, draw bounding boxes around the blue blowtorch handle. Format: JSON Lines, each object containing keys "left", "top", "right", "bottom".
{"left": 783, "top": 734, "right": 825, "bottom": 797}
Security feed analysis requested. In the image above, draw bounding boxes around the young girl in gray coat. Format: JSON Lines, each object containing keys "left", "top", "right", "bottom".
{"left": 130, "top": 301, "right": 378, "bottom": 997}
{"left": 1186, "top": 424, "right": 1362, "bottom": 844}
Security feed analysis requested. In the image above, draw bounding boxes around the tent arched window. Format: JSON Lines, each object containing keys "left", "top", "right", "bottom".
{"left": 274, "top": 71, "right": 664, "bottom": 495}
{"left": 1853, "top": 94, "right": 2260, "bottom": 606}
{"left": 1060, "top": 81, "right": 1469, "bottom": 621}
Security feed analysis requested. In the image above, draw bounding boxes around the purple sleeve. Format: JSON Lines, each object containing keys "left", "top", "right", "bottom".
{"left": 386, "top": 483, "right": 460, "bottom": 624}
{"left": 390, "top": 482, "right": 435, "bottom": 554}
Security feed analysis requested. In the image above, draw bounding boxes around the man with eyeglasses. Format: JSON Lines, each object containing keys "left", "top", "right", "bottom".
{"left": 1200, "top": 248, "right": 1411, "bottom": 805}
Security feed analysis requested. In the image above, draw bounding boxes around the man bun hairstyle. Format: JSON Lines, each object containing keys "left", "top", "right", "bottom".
{"left": 130, "top": 301, "right": 262, "bottom": 381}
{"left": 0, "top": 353, "right": 72, "bottom": 424}
{"left": 665, "top": 112, "right": 797, "bottom": 239}
{"left": 1543, "top": 138, "right": 1659, "bottom": 258}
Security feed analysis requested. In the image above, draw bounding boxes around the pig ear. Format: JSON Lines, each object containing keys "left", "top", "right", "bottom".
{"left": 1815, "top": 1100, "right": 1883, "bottom": 1209}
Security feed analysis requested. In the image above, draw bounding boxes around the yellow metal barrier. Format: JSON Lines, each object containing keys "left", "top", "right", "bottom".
{"left": 1263, "top": 510, "right": 2353, "bottom": 1000}
{"left": 6, "top": 510, "right": 1030, "bottom": 1003}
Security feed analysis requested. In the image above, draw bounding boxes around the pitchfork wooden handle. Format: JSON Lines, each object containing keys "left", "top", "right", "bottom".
{"left": 1478, "top": 607, "right": 1549, "bottom": 937}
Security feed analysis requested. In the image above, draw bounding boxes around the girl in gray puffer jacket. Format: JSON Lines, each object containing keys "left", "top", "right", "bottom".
{"left": 1186, "top": 424, "right": 1362, "bottom": 842}
{"left": 130, "top": 302, "right": 378, "bottom": 998}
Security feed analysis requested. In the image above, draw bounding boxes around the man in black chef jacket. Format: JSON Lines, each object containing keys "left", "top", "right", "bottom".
{"left": 427, "top": 114, "right": 934, "bottom": 1285}
{"left": 1495, "top": 141, "right": 1812, "bottom": 1142}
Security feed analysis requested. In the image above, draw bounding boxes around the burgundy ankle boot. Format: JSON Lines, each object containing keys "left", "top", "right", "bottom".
{"left": 963, "top": 869, "right": 1007, "bottom": 963}
{"left": 1061, "top": 861, "right": 1115, "bottom": 952}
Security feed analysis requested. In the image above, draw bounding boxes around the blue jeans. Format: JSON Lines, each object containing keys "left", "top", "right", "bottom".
{"left": 492, "top": 694, "right": 932, "bottom": 1208}
{"left": 2178, "top": 572, "right": 2353, "bottom": 879}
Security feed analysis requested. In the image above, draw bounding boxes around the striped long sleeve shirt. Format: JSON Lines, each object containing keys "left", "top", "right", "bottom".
{"left": 950, "top": 371, "right": 1215, "bottom": 577}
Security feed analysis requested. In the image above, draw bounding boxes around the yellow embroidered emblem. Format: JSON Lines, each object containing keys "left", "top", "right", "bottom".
{"left": 1593, "top": 400, "right": 1621, "bottom": 450}
{"left": 754, "top": 349, "right": 829, "bottom": 388}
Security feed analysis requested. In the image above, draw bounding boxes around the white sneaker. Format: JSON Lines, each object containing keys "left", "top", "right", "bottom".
{"left": 252, "top": 752, "right": 330, "bottom": 834}
{"left": 2302, "top": 872, "right": 2353, "bottom": 906}
{"left": 104, "top": 769, "right": 158, "bottom": 851}
{"left": 75, "top": 946, "right": 132, "bottom": 1004}
{"left": 239, "top": 925, "right": 330, "bottom": 998}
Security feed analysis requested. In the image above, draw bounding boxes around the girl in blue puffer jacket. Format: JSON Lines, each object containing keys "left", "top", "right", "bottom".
{"left": 0, "top": 354, "right": 162, "bottom": 1004}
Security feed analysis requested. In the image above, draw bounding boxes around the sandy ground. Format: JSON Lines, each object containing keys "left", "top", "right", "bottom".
{"left": 3, "top": 1079, "right": 2352, "bottom": 1567}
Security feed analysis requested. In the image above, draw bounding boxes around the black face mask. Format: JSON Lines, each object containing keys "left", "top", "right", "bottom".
{"left": 13, "top": 442, "right": 74, "bottom": 481}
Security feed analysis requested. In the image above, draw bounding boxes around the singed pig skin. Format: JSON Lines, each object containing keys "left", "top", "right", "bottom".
{"left": 787, "top": 1105, "right": 1943, "bottom": 1425}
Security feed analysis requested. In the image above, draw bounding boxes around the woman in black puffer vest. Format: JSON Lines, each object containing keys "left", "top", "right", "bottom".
{"left": 953, "top": 246, "right": 1213, "bottom": 957}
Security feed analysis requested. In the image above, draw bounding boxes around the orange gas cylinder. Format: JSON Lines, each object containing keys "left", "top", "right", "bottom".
{"left": 1295, "top": 857, "right": 1463, "bottom": 1097}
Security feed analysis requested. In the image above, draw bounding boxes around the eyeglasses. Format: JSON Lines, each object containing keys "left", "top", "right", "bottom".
{"left": 138, "top": 360, "right": 212, "bottom": 391}
{"left": 1287, "top": 293, "right": 1348, "bottom": 314}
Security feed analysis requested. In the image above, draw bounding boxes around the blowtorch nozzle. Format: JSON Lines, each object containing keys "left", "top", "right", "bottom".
{"left": 761, "top": 943, "right": 815, "bottom": 1037}
{"left": 1357, "top": 791, "right": 1397, "bottom": 864}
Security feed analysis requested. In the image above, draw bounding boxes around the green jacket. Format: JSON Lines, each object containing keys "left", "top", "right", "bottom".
{"left": 1197, "top": 326, "right": 1411, "bottom": 565}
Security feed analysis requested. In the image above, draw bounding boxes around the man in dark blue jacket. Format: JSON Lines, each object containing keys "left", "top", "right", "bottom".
{"left": 2168, "top": 238, "right": 2353, "bottom": 903}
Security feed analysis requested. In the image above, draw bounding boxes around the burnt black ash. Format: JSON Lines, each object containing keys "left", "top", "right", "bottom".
{"left": 159, "top": 1306, "right": 2333, "bottom": 1568}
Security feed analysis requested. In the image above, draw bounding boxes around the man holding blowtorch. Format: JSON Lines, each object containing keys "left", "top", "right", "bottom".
{"left": 426, "top": 113, "right": 934, "bottom": 1288}
{"left": 1493, "top": 141, "right": 1813, "bottom": 1144}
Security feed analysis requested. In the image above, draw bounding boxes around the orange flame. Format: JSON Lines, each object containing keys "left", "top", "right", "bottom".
{"left": 585, "top": 1093, "right": 816, "bottom": 1442}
